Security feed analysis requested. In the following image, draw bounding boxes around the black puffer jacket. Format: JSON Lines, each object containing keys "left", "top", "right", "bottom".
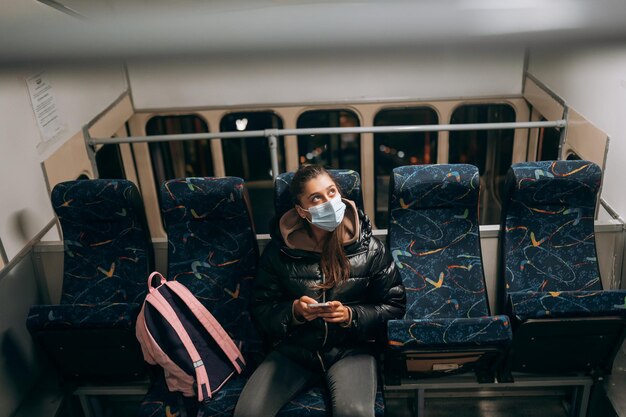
{"left": 252, "top": 206, "right": 406, "bottom": 371}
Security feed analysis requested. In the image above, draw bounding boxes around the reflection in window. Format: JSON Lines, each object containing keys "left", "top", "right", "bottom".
{"left": 297, "top": 110, "right": 360, "bottom": 171}
{"left": 537, "top": 117, "right": 561, "bottom": 161}
{"left": 220, "top": 112, "right": 285, "bottom": 181}
{"left": 146, "top": 115, "right": 213, "bottom": 190}
{"left": 220, "top": 112, "right": 285, "bottom": 234}
{"left": 450, "top": 104, "right": 515, "bottom": 224}
{"left": 374, "top": 107, "right": 438, "bottom": 228}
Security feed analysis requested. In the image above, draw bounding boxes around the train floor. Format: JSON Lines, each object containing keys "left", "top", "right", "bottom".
{"left": 17, "top": 339, "right": 626, "bottom": 417}
{"left": 57, "top": 395, "right": 575, "bottom": 417}
{"left": 19, "top": 380, "right": 623, "bottom": 417}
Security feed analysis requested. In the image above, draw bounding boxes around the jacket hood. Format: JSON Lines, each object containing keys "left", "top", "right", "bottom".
{"left": 271, "top": 199, "right": 372, "bottom": 258}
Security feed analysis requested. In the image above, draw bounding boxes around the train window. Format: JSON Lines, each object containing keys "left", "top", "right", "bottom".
{"left": 96, "top": 144, "right": 126, "bottom": 179}
{"left": 373, "top": 107, "right": 438, "bottom": 228}
{"left": 220, "top": 112, "right": 285, "bottom": 234}
{"left": 450, "top": 104, "right": 515, "bottom": 224}
{"left": 146, "top": 115, "right": 213, "bottom": 189}
{"left": 296, "top": 110, "right": 360, "bottom": 171}
{"left": 537, "top": 117, "right": 561, "bottom": 161}
{"left": 566, "top": 152, "right": 582, "bottom": 160}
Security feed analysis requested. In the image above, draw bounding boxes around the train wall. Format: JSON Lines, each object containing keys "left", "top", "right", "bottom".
{"left": 0, "top": 62, "right": 128, "bottom": 417}
{"left": 127, "top": 48, "right": 525, "bottom": 109}
{"left": 527, "top": 44, "right": 626, "bottom": 219}
{"left": 0, "top": 63, "right": 128, "bottom": 260}
{"left": 0, "top": 3, "right": 129, "bottom": 415}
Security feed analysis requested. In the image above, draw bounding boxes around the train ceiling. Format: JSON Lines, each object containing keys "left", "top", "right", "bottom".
{"left": 1, "top": 0, "right": 626, "bottom": 63}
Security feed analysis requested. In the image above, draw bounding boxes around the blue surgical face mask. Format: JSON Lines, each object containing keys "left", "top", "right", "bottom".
{"left": 300, "top": 195, "right": 346, "bottom": 232}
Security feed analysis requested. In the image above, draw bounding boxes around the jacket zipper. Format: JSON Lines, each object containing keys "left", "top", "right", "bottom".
{"left": 321, "top": 269, "right": 328, "bottom": 347}
{"left": 316, "top": 351, "right": 326, "bottom": 372}
{"left": 316, "top": 266, "right": 328, "bottom": 373}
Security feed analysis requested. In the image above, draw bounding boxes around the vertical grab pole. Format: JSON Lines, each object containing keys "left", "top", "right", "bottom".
{"left": 268, "top": 134, "right": 280, "bottom": 181}
{"left": 82, "top": 124, "right": 100, "bottom": 179}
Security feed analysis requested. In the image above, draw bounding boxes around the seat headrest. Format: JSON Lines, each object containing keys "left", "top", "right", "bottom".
{"left": 507, "top": 160, "right": 601, "bottom": 208}
{"left": 274, "top": 169, "right": 363, "bottom": 219}
{"left": 51, "top": 179, "right": 143, "bottom": 222}
{"left": 390, "top": 164, "right": 479, "bottom": 210}
{"left": 160, "top": 177, "right": 247, "bottom": 225}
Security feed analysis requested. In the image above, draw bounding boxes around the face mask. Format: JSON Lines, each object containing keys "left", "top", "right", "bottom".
{"left": 301, "top": 195, "right": 346, "bottom": 232}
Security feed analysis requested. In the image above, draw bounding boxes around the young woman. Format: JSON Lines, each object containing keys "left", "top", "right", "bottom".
{"left": 234, "top": 165, "right": 406, "bottom": 417}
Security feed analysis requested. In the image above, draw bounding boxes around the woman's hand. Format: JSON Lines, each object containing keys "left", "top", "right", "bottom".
{"left": 293, "top": 297, "right": 351, "bottom": 325}
{"left": 293, "top": 295, "right": 326, "bottom": 322}
{"left": 316, "top": 301, "right": 351, "bottom": 324}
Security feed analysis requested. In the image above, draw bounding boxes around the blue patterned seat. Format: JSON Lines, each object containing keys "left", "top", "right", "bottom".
{"left": 139, "top": 175, "right": 383, "bottom": 417}
{"left": 26, "top": 179, "right": 153, "bottom": 380}
{"left": 139, "top": 177, "right": 260, "bottom": 417}
{"left": 498, "top": 160, "right": 626, "bottom": 378}
{"left": 386, "top": 164, "right": 512, "bottom": 384}
{"left": 159, "top": 177, "right": 262, "bottom": 356}
{"left": 142, "top": 372, "right": 386, "bottom": 417}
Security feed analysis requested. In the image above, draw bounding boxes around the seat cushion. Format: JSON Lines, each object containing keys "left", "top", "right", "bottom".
{"left": 508, "top": 290, "right": 626, "bottom": 321}
{"left": 389, "top": 164, "right": 490, "bottom": 319}
{"left": 502, "top": 161, "right": 603, "bottom": 294}
{"left": 26, "top": 303, "right": 140, "bottom": 331}
{"left": 140, "top": 374, "right": 385, "bottom": 417}
{"left": 160, "top": 177, "right": 263, "bottom": 359}
{"left": 387, "top": 315, "right": 512, "bottom": 349}
{"left": 52, "top": 179, "right": 152, "bottom": 305}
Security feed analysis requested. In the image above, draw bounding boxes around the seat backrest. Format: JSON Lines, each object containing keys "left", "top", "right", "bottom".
{"left": 52, "top": 179, "right": 153, "bottom": 305}
{"left": 388, "top": 164, "right": 489, "bottom": 319}
{"left": 160, "top": 177, "right": 260, "bottom": 353}
{"left": 500, "top": 160, "right": 602, "bottom": 298}
{"left": 274, "top": 169, "right": 364, "bottom": 220}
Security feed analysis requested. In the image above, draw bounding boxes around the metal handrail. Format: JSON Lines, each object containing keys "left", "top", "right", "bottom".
{"left": 88, "top": 120, "right": 566, "bottom": 146}
{"left": 85, "top": 119, "right": 566, "bottom": 181}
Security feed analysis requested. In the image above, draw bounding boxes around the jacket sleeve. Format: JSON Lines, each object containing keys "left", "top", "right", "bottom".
{"left": 251, "top": 243, "right": 295, "bottom": 342}
{"left": 349, "top": 239, "right": 406, "bottom": 341}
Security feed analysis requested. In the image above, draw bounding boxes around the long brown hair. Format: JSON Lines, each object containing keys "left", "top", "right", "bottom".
{"left": 290, "top": 165, "right": 350, "bottom": 290}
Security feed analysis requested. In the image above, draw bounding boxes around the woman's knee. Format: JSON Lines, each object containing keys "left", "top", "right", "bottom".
{"left": 232, "top": 407, "right": 255, "bottom": 417}
{"left": 333, "top": 402, "right": 375, "bottom": 417}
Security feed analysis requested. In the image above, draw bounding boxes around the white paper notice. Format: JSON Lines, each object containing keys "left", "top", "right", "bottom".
{"left": 26, "top": 71, "right": 65, "bottom": 143}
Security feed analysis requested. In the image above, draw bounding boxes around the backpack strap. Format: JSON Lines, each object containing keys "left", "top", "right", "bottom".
{"left": 146, "top": 289, "right": 213, "bottom": 402}
{"left": 148, "top": 271, "right": 166, "bottom": 290}
{"left": 166, "top": 281, "right": 246, "bottom": 372}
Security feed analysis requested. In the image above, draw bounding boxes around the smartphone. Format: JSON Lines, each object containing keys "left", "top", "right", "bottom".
{"left": 308, "top": 302, "right": 331, "bottom": 308}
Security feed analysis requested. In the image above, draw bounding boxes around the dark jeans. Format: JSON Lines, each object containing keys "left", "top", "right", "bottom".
{"left": 233, "top": 350, "right": 377, "bottom": 417}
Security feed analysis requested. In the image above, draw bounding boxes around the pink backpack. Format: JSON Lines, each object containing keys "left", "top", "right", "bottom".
{"left": 136, "top": 272, "right": 245, "bottom": 402}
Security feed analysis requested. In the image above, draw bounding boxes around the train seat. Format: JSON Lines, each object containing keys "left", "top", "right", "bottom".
{"left": 385, "top": 164, "right": 512, "bottom": 385}
{"left": 141, "top": 372, "right": 386, "bottom": 417}
{"left": 26, "top": 179, "right": 154, "bottom": 381}
{"left": 139, "top": 176, "right": 261, "bottom": 417}
{"left": 160, "top": 177, "right": 264, "bottom": 361}
{"left": 498, "top": 160, "right": 626, "bottom": 379}
{"left": 141, "top": 177, "right": 379, "bottom": 417}
{"left": 159, "top": 177, "right": 262, "bottom": 352}
{"left": 272, "top": 168, "right": 384, "bottom": 417}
